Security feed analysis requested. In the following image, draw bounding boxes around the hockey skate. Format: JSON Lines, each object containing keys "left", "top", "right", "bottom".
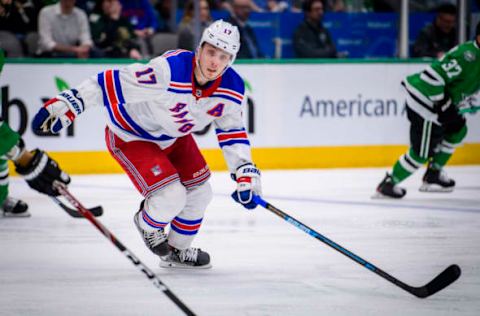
{"left": 133, "top": 210, "right": 169, "bottom": 256}
{"left": 1, "top": 196, "right": 30, "bottom": 217}
{"left": 160, "top": 247, "right": 211, "bottom": 269}
{"left": 419, "top": 166, "right": 455, "bottom": 192}
{"left": 373, "top": 173, "right": 406, "bottom": 199}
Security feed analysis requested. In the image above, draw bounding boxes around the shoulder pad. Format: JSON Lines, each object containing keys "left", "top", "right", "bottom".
{"left": 163, "top": 50, "right": 194, "bottom": 84}
{"left": 214, "top": 68, "right": 245, "bottom": 105}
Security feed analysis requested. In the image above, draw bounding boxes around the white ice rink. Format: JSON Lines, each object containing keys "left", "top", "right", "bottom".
{"left": 1, "top": 166, "right": 479, "bottom": 316}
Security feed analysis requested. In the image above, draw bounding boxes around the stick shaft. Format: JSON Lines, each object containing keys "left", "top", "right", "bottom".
{"left": 56, "top": 185, "right": 196, "bottom": 316}
{"left": 252, "top": 196, "right": 454, "bottom": 298}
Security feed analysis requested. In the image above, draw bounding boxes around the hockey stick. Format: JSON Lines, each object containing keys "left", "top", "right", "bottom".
{"left": 252, "top": 195, "right": 461, "bottom": 298}
{"left": 51, "top": 196, "right": 103, "bottom": 218}
{"left": 53, "top": 183, "right": 196, "bottom": 316}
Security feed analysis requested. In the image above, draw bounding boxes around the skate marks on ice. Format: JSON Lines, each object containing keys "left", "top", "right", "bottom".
{"left": 0, "top": 166, "right": 479, "bottom": 315}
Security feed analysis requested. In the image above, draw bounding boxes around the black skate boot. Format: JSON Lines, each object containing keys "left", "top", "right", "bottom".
{"left": 133, "top": 202, "right": 169, "bottom": 256}
{"left": 160, "top": 247, "right": 211, "bottom": 269}
{"left": 1, "top": 196, "right": 30, "bottom": 217}
{"left": 374, "top": 173, "right": 406, "bottom": 199}
{"left": 420, "top": 166, "right": 455, "bottom": 192}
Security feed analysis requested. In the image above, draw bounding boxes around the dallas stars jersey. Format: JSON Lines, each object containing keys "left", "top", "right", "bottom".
{"left": 402, "top": 40, "right": 480, "bottom": 122}
{"left": 1, "top": 49, "right": 20, "bottom": 157}
{"left": 74, "top": 50, "right": 252, "bottom": 173}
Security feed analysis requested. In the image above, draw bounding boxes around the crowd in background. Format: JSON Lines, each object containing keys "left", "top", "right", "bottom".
{"left": 0, "top": 0, "right": 473, "bottom": 59}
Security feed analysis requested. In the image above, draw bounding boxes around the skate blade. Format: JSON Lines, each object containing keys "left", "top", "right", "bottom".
{"left": 419, "top": 183, "right": 454, "bottom": 193}
{"left": 371, "top": 191, "right": 403, "bottom": 199}
{"left": 1, "top": 212, "right": 31, "bottom": 218}
{"left": 159, "top": 261, "right": 212, "bottom": 269}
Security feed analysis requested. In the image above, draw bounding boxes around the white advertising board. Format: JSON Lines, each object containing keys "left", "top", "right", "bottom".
{"left": 1, "top": 62, "right": 479, "bottom": 152}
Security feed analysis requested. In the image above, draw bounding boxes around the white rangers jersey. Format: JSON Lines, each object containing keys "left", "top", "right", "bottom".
{"left": 75, "top": 50, "right": 252, "bottom": 173}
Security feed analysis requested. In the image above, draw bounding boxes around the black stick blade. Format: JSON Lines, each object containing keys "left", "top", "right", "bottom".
{"left": 411, "top": 264, "right": 461, "bottom": 298}
{"left": 85, "top": 206, "right": 104, "bottom": 217}
{"left": 52, "top": 197, "right": 103, "bottom": 218}
{"left": 66, "top": 205, "right": 103, "bottom": 218}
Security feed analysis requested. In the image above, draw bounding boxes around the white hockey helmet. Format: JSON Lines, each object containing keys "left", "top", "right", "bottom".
{"left": 198, "top": 19, "right": 241, "bottom": 67}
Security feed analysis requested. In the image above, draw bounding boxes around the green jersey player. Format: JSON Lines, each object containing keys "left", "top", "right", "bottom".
{"left": 376, "top": 23, "right": 480, "bottom": 198}
{"left": 0, "top": 49, "right": 71, "bottom": 216}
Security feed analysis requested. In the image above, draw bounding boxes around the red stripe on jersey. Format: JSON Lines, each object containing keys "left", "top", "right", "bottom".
{"left": 104, "top": 71, "right": 134, "bottom": 132}
{"left": 105, "top": 70, "right": 119, "bottom": 105}
{"left": 216, "top": 88, "right": 243, "bottom": 100}
{"left": 217, "top": 132, "right": 248, "bottom": 141}
{"left": 170, "top": 82, "right": 191, "bottom": 88}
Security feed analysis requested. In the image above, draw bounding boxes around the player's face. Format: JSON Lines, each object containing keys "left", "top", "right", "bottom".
{"left": 200, "top": 0, "right": 210, "bottom": 22}
{"left": 436, "top": 13, "right": 456, "bottom": 34}
{"left": 307, "top": 1, "right": 324, "bottom": 23}
{"left": 198, "top": 43, "right": 232, "bottom": 81}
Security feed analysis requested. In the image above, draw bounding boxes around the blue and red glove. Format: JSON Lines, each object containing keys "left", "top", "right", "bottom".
{"left": 231, "top": 163, "right": 262, "bottom": 210}
{"left": 32, "top": 89, "right": 85, "bottom": 133}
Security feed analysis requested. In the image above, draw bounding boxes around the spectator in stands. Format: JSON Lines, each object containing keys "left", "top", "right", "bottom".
{"left": 177, "top": 0, "right": 212, "bottom": 51}
{"left": 227, "top": 0, "right": 264, "bottom": 59}
{"left": 120, "top": 0, "right": 158, "bottom": 57}
{"left": 90, "top": 0, "right": 142, "bottom": 60}
{"left": 153, "top": 0, "right": 172, "bottom": 32}
{"left": 37, "top": 0, "right": 95, "bottom": 58}
{"left": 324, "top": 0, "right": 346, "bottom": 12}
{"left": 265, "top": 0, "right": 289, "bottom": 12}
{"left": 76, "top": 0, "right": 96, "bottom": 16}
{"left": 212, "top": 0, "right": 233, "bottom": 11}
{"left": 120, "top": 0, "right": 158, "bottom": 38}
{"left": 412, "top": 3, "right": 457, "bottom": 58}
{"left": 0, "top": 0, "right": 38, "bottom": 35}
{"left": 293, "top": 0, "right": 337, "bottom": 58}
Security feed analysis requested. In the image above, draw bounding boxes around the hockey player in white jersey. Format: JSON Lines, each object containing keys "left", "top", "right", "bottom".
{"left": 31, "top": 20, "right": 262, "bottom": 269}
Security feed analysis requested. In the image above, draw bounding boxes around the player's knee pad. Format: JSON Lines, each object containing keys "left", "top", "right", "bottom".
{"left": 144, "top": 181, "right": 187, "bottom": 222}
{"left": 445, "top": 125, "right": 467, "bottom": 145}
{"left": 184, "top": 181, "right": 213, "bottom": 213}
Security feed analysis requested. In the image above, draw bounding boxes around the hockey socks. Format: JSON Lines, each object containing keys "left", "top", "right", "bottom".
{"left": 391, "top": 149, "right": 426, "bottom": 184}
{"left": 431, "top": 126, "right": 466, "bottom": 169}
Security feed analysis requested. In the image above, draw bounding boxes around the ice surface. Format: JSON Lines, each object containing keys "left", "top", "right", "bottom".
{"left": 1, "top": 167, "right": 479, "bottom": 316}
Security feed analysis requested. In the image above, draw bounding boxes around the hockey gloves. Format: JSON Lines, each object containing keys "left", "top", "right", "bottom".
{"left": 15, "top": 150, "right": 71, "bottom": 196}
{"left": 32, "top": 89, "right": 85, "bottom": 133}
{"left": 231, "top": 163, "right": 262, "bottom": 210}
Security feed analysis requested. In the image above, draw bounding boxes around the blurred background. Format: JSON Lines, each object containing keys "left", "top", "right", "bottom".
{"left": 0, "top": 0, "right": 476, "bottom": 60}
